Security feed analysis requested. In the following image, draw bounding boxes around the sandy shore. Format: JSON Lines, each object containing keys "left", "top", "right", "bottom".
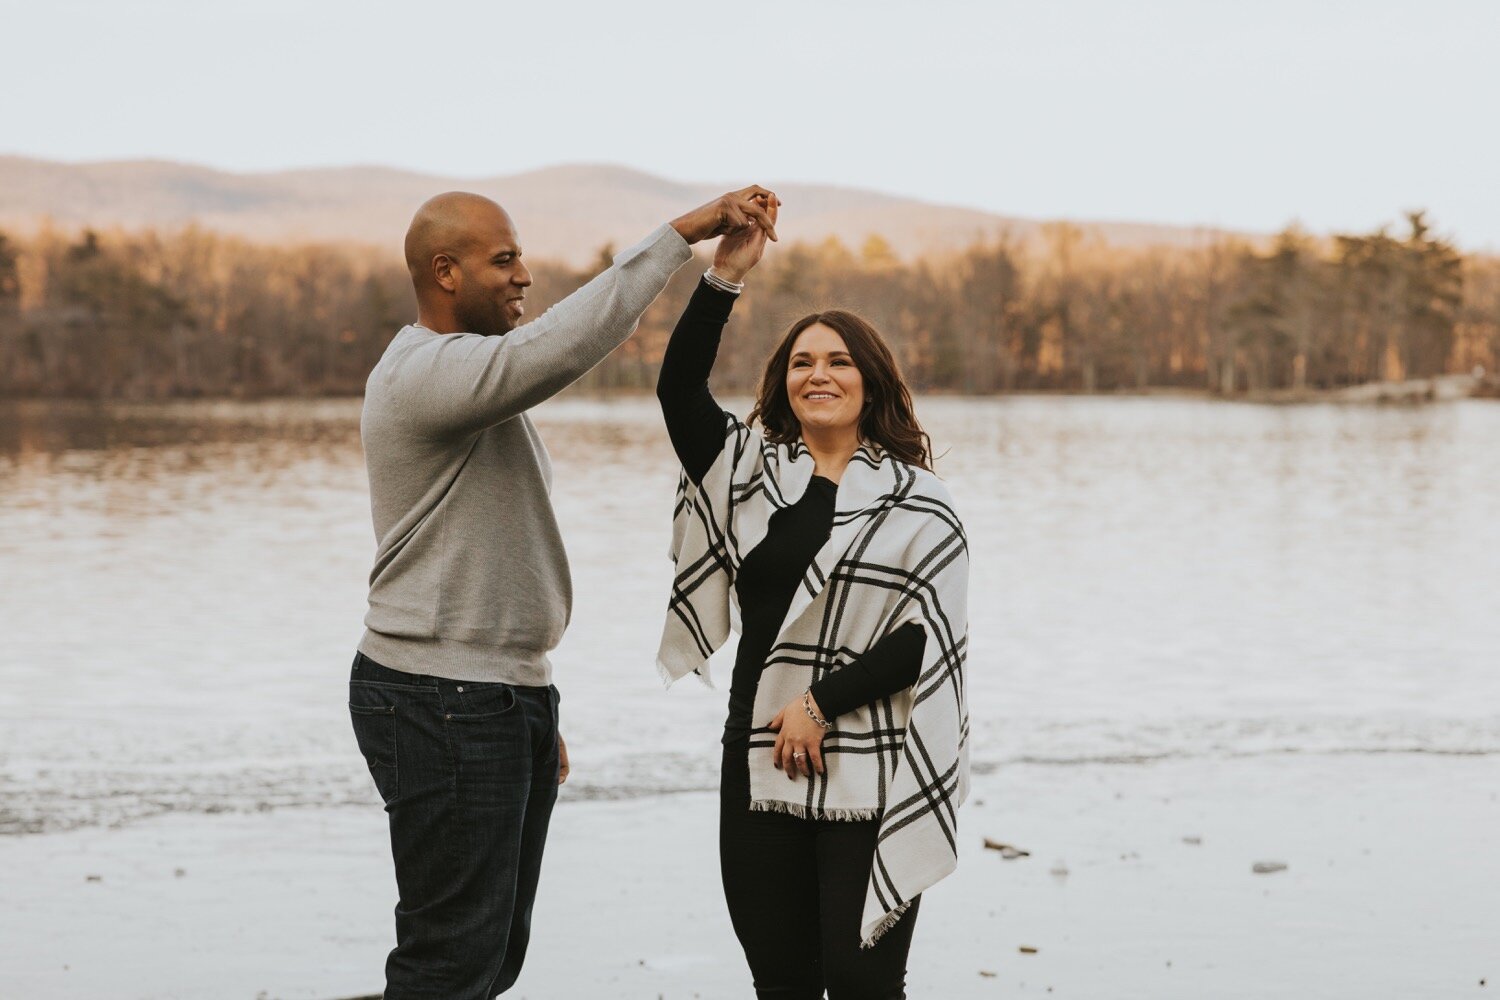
{"left": 1, "top": 752, "right": 1495, "bottom": 999}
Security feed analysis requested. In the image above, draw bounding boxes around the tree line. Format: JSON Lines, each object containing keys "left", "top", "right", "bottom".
{"left": 1, "top": 212, "right": 1496, "bottom": 399}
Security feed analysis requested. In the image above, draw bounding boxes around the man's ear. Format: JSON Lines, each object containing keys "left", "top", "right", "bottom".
{"left": 433, "top": 253, "right": 459, "bottom": 293}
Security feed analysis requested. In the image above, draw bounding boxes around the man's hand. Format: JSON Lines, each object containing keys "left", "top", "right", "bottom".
{"left": 767, "top": 693, "right": 827, "bottom": 781}
{"left": 557, "top": 732, "right": 570, "bottom": 785}
{"left": 671, "top": 186, "right": 779, "bottom": 246}
{"left": 714, "top": 194, "right": 779, "bottom": 284}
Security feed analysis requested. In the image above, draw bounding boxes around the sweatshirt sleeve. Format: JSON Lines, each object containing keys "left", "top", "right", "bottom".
{"left": 655, "top": 276, "right": 739, "bottom": 485}
{"left": 808, "top": 622, "right": 927, "bottom": 720}
{"left": 389, "top": 224, "right": 692, "bottom": 437}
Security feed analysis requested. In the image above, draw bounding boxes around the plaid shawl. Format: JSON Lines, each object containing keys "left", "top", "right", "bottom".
{"left": 656, "top": 413, "right": 970, "bottom": 946}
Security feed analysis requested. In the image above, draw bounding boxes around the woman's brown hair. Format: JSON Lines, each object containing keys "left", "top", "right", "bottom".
{"left": 748, "top": 310, "right": 932, "bottom": 471}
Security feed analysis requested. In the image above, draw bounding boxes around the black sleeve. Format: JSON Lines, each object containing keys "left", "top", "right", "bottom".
{"left": 808, "top": 622, "right": 926, "bottom": 720}
{"left": 656, "top": 277, "right": 739, "bottom": 485}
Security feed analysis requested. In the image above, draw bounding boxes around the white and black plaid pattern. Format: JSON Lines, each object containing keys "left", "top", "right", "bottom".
{"left": 657, "top": 413, "right": 970, "bottom": 947}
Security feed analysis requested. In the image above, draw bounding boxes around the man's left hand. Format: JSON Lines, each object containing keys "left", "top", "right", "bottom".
{"left": 558, "top": 732, "right": 570, "bottom": 785}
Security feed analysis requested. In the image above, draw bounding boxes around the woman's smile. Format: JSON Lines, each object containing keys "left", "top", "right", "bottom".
{"left": 787, "top": 323, "right": 865, "bottom": 435}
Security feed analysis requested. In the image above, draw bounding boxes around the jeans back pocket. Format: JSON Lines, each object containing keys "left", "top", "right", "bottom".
{"left": 349, "top": 696, "right": 399, "bottom": 804}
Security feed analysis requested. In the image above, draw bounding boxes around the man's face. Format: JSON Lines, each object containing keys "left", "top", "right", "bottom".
{"left": 451, "top": 209, "right": 533, "bottom": 337}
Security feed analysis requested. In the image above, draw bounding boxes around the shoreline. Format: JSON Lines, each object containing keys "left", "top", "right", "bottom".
{"left": 2, "top": 751, "right": 1493, "bottom": 999}
{"left": 0, "top": 373, "right": 1495, "bottom": 409}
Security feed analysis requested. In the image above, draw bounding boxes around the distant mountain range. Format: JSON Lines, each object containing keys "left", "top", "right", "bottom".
{"left": 0, "top": 155, "right": 1242, "bottom": 265}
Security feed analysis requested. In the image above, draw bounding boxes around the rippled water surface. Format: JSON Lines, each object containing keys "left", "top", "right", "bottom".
{"left": 2, "top": 395, "right": 1496, "bottom": 834}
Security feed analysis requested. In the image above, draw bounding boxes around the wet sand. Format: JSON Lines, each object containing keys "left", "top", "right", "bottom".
{"left": 1, "top": 751, "right": 1494, "bottom": 999}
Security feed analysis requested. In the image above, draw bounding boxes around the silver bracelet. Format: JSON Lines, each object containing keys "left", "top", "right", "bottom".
{"left": 803, "top": 690, "right": 833, "bottom": 731}
{"left": 703, "top": 267, "right": 745, "bottom": 295}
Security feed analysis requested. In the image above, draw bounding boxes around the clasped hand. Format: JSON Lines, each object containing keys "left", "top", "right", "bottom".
{"left": 671, "top": 186, "right": 780, "bottom": 253}
{"left": 768, "top": 692, "right": 828, "bottom": 781}
{"left": 713, "top": 192, "right": 779, "bottom": 284}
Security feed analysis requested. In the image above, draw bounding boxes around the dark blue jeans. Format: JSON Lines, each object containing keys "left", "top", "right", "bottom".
{"left": 349, "top": 651, "right": 560, "bottom": 999}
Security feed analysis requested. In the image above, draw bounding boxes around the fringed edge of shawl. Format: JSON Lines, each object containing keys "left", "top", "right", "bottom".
{"left": 747, "top": 798, "right": 881, "bottom": 822}
{"left": 859, "top": 897, "right": 915, "bottom": 949}
{"left": 656, "top": 658, "right": 715, "bottom": 690}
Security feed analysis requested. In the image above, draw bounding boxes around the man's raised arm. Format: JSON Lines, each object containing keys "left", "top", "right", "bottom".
{"left": 387, "top": 187, "right": 778, "bottom": 437}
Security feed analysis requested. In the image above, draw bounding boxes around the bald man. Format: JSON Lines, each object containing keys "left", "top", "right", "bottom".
{"left": 349, "top": 188, "right": 777, "bottom": 998}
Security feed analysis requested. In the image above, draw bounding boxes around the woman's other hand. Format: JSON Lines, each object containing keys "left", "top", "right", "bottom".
{"left": 713, "top": 193, "right": 780, "bottom": 285}
{"left": 768, "top": 690, "right": 826, "bottom": 780}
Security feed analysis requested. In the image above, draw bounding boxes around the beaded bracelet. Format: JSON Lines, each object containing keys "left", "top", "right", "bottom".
{"left": 803, "top": 690, "right": 833, "bottom": 731}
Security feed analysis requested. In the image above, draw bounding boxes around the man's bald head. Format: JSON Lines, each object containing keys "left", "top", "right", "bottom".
{"left": 404, "top": 191, "right": 531, "bottom": 336}
{"left": 404, "top": 192, "right": 511, "bottom": 283}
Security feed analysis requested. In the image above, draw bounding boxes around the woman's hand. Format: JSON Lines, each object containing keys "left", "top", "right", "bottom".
{"left": 768, "top": 691, "right": 827, "bottom": 780}
{"left": 713, "top": 193, "right": 780, "bottom": 285}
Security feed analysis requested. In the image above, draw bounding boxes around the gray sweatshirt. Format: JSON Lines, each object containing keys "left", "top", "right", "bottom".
{"left": 358, "top": 223, "right": 692, "bottom": 683}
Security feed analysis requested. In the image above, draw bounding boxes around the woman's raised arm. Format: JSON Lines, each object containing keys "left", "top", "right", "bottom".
{"left": 656, "top": 194, "right": 779, "bottom": 484}
{"left": 656, "top": 276, "right": 741, "bottom": 484}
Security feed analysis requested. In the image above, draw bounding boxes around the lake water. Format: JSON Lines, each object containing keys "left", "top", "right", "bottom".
{"left": 1, "top": 395, "right": 1496, "bottom": 837}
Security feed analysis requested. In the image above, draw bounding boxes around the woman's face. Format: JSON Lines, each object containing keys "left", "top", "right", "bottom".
{"left": 786, "top": 323, "right": 865, "bottom": 436}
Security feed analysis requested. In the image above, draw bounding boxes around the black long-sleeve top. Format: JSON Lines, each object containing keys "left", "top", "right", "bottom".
{"left": 656, "top": 277, "right": 925, "bottom": 741}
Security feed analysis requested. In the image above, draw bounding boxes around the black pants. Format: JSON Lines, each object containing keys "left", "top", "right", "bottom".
{"left": 348, "top": 652, "right": 561, "bottom": 999}
{"left": 719, "top": 741, "right": 919, "bottom": 1000}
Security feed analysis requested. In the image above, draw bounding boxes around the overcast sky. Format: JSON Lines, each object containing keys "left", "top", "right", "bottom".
{"left": 5, "top": 0, "right": 1497, "bottom": 248}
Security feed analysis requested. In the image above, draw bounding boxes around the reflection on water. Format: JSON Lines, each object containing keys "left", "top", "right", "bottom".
{"left": 0, "top": 397, "right": 363, "bottom": 453}
{"left": 1, "top": 395, "right": 1497, "bottom": 835}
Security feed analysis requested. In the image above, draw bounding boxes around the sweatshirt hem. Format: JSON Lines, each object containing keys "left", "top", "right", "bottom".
{"left": 358, "top": 629, "right": 552, "bottom": 685}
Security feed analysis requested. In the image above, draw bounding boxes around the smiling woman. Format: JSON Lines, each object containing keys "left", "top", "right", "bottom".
{"left": 653, "top": 198, "right": 967, "bottom": 999}
{"left": 749, "top": 309, "right": 933, "bottom": 473}
{"left": 788, "top": 324, "right": 866, "bottom": 433}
